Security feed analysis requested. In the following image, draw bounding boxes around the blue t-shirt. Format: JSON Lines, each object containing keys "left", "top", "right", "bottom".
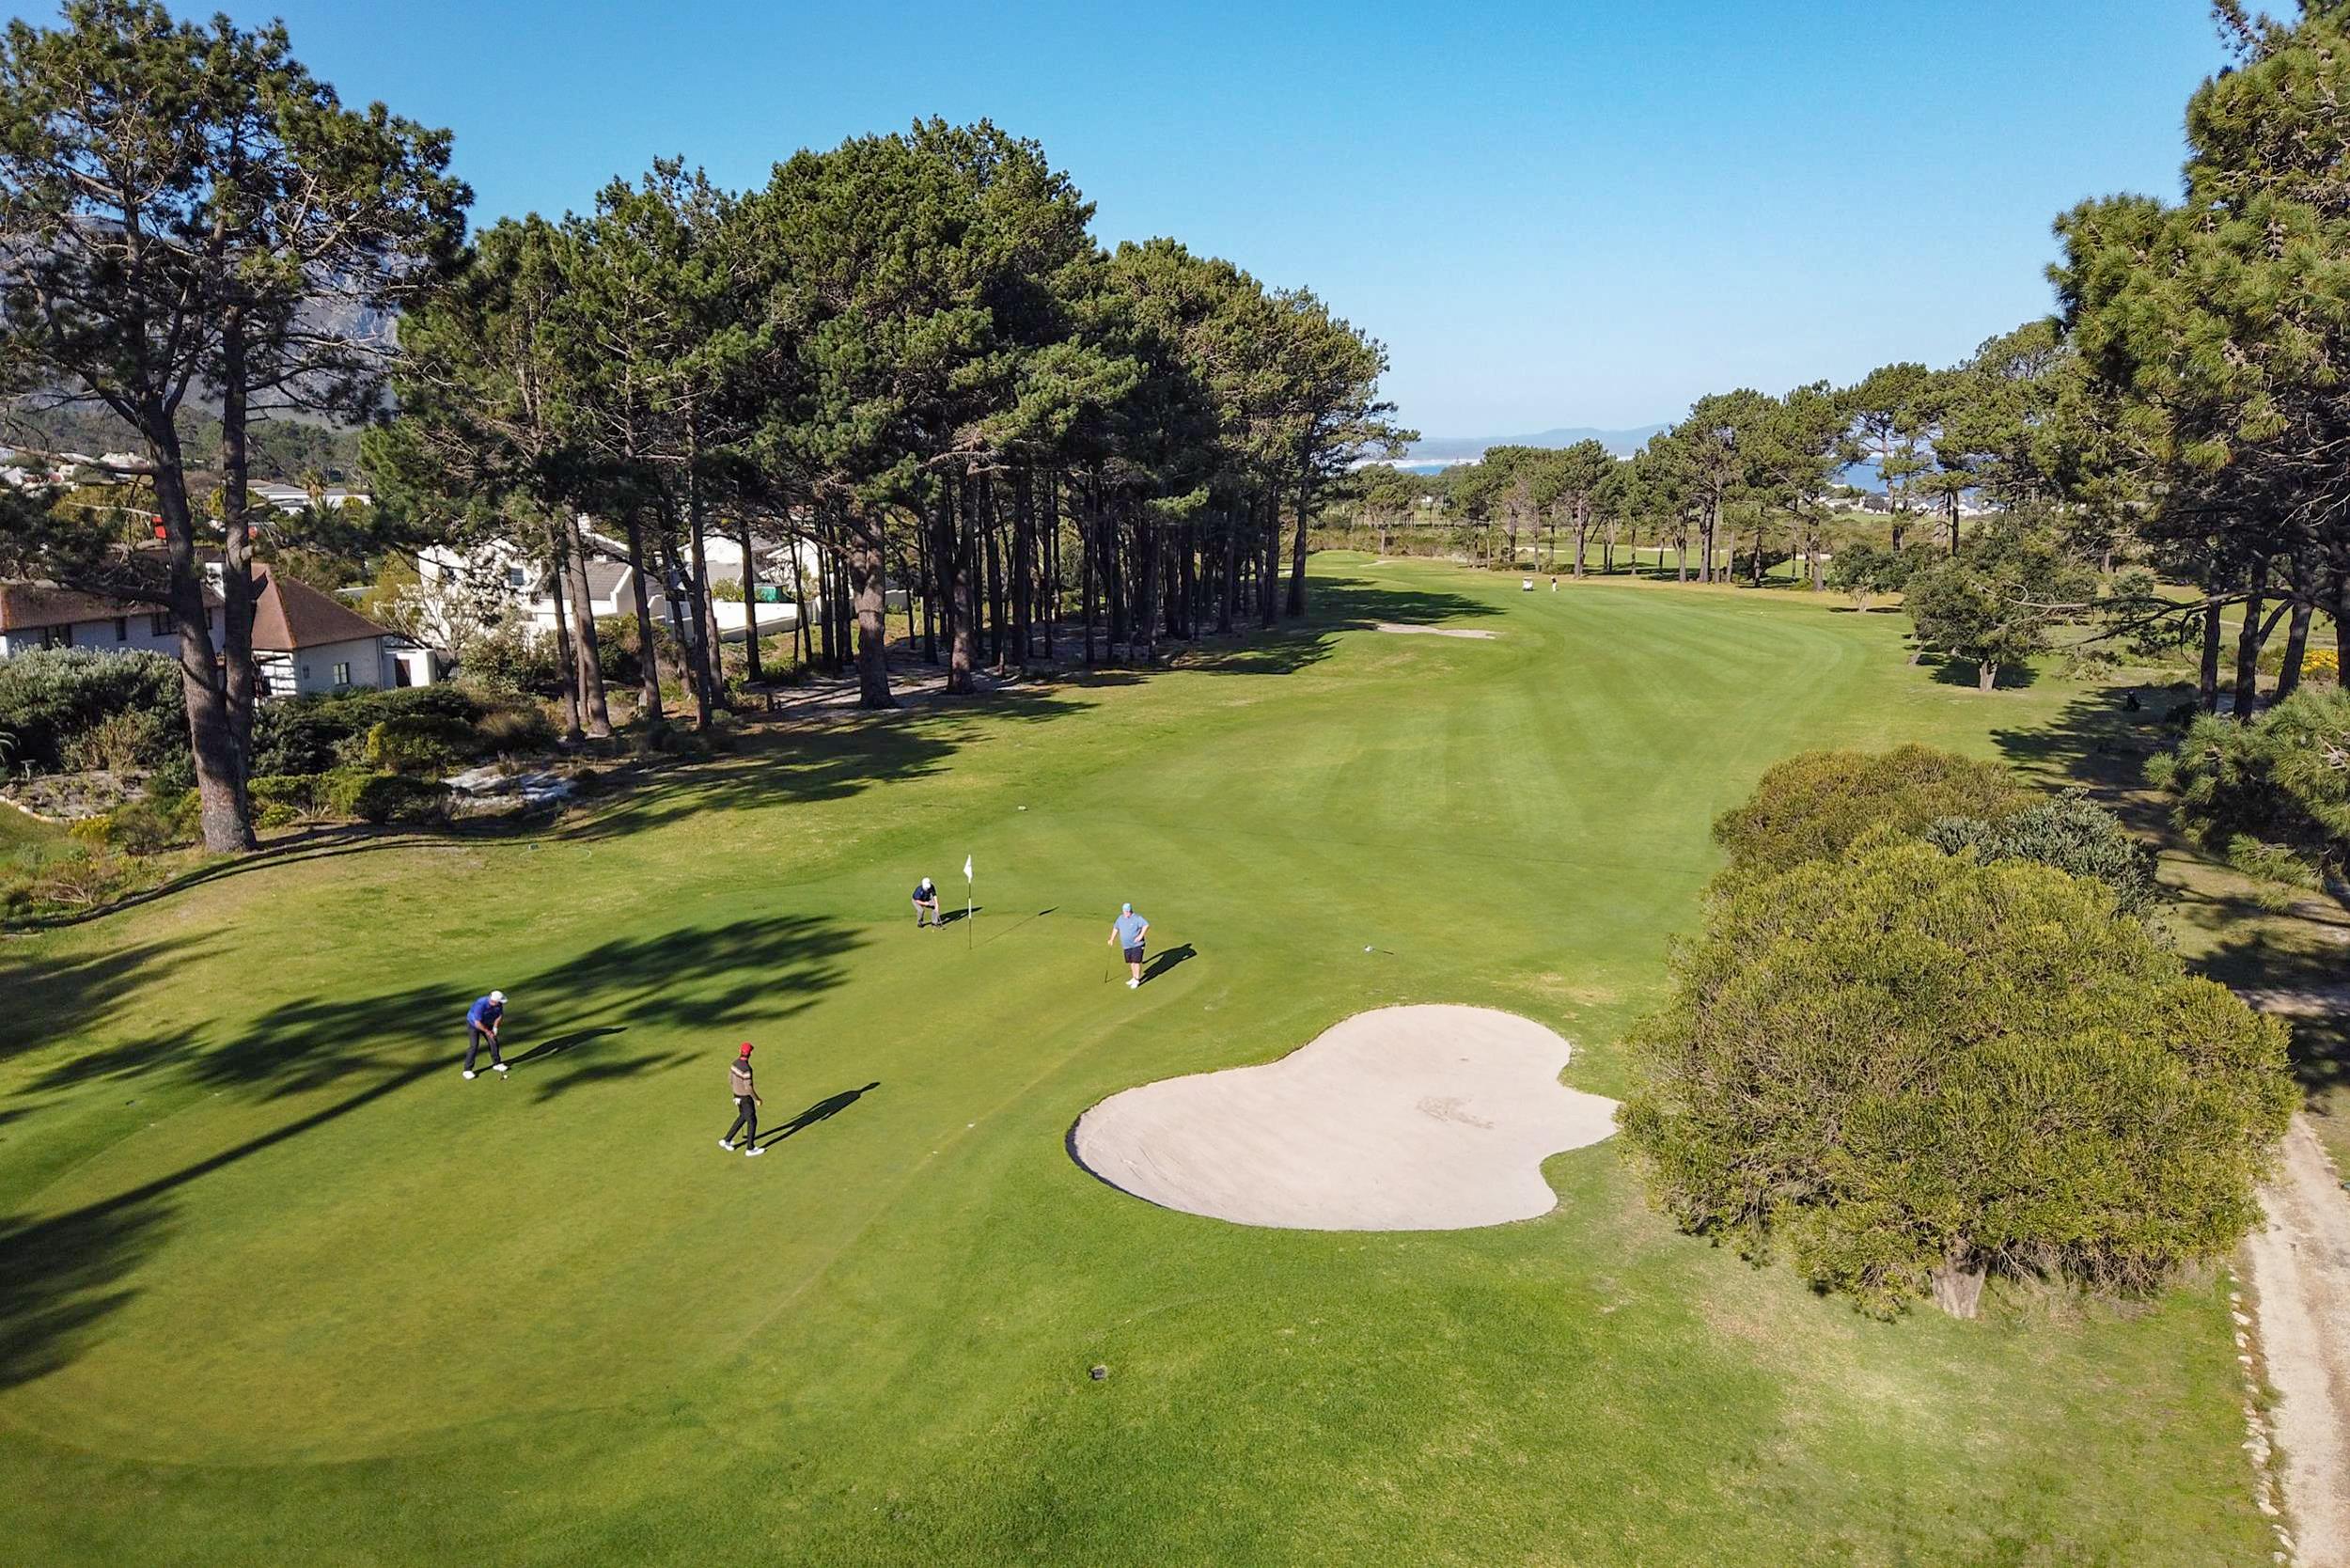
{"left": 1114, "top": 913, "right": 1148, "bottom": 948}
{"left": 467, "top": 996, "right": 503, "bottom": 1029}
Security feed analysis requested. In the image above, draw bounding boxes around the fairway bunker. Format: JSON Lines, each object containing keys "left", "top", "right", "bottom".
{"left": 1374, "top": 621, "right": 1496, "bottom": 639}
{"left": 1070, "top": 1005, "right": 1617, "bottom": 1231}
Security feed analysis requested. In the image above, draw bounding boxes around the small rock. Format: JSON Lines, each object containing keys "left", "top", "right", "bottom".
{"left": 1088, "top": 1364, "right": 1108, "bottom": 1382}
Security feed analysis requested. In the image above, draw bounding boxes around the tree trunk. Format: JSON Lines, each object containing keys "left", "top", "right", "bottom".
{"left": 1929, "top": 1259, "right": 1987, "bottom": 1319}
{"left": 1285, "top": 470, "right": 1311, "bottom": 618}
{"left": 217, "top": 308, "right": 258, "bottom": 799}
{"left": 562, "top": 515, "right": 612, "bottom": 736}
{"left": 846, "top": 520, "right": 895, "bottom": 709}
{"left": 948, "top": 470, "right": 979, "bottom": 694}
{"left": 2333, "top": 564, "right": 2350, "bottom": 686}
{"left": 546, "top": 538, "right": 582, "bottom": 742}
{"left": 738, "top": 515, "right": 764, "bottom": 688}
{"left": 2232, "top": 554, "right": 2269, "bottom": 720}
{"left": 621, "top": 511, "right": 666, "bottom": 726}
{"left": 2277, "top": 592, "right": 2313, "bottom": 703}
{"left": 150, "top": 456, "right": 254, "bottom": 852}
{"left": 1977, "top": 658, "right": 1998, "bottom": 692}
{"left": 2200, "top": 597, "right": 2223, "bottom": 713}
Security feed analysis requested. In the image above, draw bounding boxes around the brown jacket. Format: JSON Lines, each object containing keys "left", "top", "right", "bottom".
{"left": 729, "top": 1058, "right": 755, "bottom": 1098}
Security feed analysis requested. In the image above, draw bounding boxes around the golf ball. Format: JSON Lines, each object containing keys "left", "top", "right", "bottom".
{"left": 1365, "top": 945, "right": 1373, "bottom": 952}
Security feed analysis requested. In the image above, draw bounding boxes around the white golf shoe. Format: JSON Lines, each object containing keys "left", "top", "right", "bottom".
{"left": 718, "top": 1139, "right": 734, "bottom": 1151}
{"left": 744, "top": 1145, "right": 765, "bottom": 1157}
{"left": 1126, "top": 978, "right": 1139, "bottom": 989}
{"left": 493, "top": 1063, "right": 509, "bottom": 1073}
{"left": 462, "top": 1070, "right": 477, "bottom": 1080}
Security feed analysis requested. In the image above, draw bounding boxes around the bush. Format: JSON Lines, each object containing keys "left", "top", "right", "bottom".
{"left": 1618, "top": 841, "right": 2295, "bottom": 1318}
{"left": 474, "top": 704, "right": 558, "bottom": 755}
{"left": 1713, "top": 745, "right": 2027, "bottom": 881}
{"left": 0, "top": 647, "right": 185, "bottom": 776}
{"left": 362, "top": 713, "right": 480, "bottom": 776}
{"left": 457, "top": 621, "right": 562, "bottom": 698}
{"left": 321, "top": 768, "right": 449, "bottom": 825}
{"left": 1922, "top": 792, "right": 2163, "bottom": 917}
{"left": 2149, "top": 684, "right": 2350, "bottom": 886}
{"left": 253, "top": 685, "right": 483, "bottom": 776}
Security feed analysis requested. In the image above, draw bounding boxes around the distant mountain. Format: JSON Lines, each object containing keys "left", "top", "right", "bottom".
{"left": 1404, "top": 425, "right": 1668, "bottom": 463}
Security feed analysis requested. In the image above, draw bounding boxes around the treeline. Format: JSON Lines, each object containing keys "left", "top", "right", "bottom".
{"left": 1350, "top": 2, "right": 2350, "bottom": 713}
{"left": 370, "top": 136, "right": 1407, "bottom": 741}
{"left": 0, "top": 3, "right": 1403, "bottom": 854}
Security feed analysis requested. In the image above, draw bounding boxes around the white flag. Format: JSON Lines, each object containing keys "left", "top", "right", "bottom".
{"left": 963, "top": 855, "right": 974, "bottom": 883}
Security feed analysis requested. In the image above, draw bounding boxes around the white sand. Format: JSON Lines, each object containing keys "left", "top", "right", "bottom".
{"left": 1070, "top": 1005, "right": 1617, "bottom": 1231}
{"left": 1374, "top": 621, "right": 1496, "bottom": 640}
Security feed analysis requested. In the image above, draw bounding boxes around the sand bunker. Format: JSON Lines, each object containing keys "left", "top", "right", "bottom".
{"left": 1070, "top": 1005, "right": 1618, "bottom": 1231}
{"left": 1375, "top": 621, "right": 1496, "bottom": 639}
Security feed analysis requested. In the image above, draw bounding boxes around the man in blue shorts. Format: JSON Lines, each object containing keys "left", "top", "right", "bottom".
{"left": 463, "top": 990, "right": 507, "bottom": 1079}
{"left": 1107, "top": 903, "right": 1150, "bottom": 989}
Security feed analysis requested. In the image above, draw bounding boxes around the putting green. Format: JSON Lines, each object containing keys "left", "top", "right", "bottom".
{"left": 0, "top": 558, "right": 2274, "bottom": 1563}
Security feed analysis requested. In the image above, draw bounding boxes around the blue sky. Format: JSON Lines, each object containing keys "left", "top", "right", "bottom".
{"left": 57, "top": 1, "right": 2226, "bottom": 436}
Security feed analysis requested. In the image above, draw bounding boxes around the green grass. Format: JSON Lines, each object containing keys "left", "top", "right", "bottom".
{"left": 0, "top": 557, "right": 2274, "bottom": 1564}
{"left": 0, "top": 801, "right": 61, "bottom": 852}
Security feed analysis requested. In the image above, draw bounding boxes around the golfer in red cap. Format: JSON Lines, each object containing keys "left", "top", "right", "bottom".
{"left": 720, "top": 1043, "right": 764, "bottom": 1156}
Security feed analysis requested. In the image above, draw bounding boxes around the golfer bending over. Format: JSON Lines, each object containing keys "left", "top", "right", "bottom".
{"left": 720, "top": 1043, "right": 764, "bottom": 1156}
{"left": 1109, "top": 902, "right": 1151, "bottom": 989}
{"left": 912, "top": 875, "right": 940, "bottom": 930}
{"left": 462, "top": 990, "right": 507, "bottom": 1079}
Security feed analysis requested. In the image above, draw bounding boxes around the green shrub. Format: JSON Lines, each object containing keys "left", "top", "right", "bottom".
{"left": 458, "top": 623, "right": 562, "bottom": 697}
{"left": 363, "top": 714, "right": 479, "bottom": 776}
{"left": 254, "top": 685, "right": 483, "bottom": 776}
{"left": 1618, "top": 841, "right": 2296, "bottom": 1318}
{"left": 2150, "top": 685, "right": 2350, "bottom": 886}
{"left": 1713, "top": 745, "right": 2027, "bottom": 881}
{"left": 321, "top": 769, "right": 448, "bottom": 824}
{"left": 1922, "top": 792, "right": 2163, "bottom": 916}
{"left": 0, "top": 647, "right": 185, "bottom": 776}
{"left": 102, "top": 790, "right": 199, "bottom": 855}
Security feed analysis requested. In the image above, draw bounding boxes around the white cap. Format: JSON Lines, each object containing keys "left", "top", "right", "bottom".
{"left": 489, "top": 990, "right": 505, "bottom": 1003}
{"left": 1121, "top": 902, "right": 1133, "bottom": 914}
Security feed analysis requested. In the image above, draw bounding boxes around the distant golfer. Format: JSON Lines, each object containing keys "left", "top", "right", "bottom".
{"left": 720, "top": 1043, "right": 764, "bottom": 1156}
{"left": 1108, "top": 902, "right": 1151, "bottom": 989}
{"left": 912, "top": 875, "right": 940, "bottom": 930}
{"left": 462, "top": 990, "right": 507, "bottom": 1079}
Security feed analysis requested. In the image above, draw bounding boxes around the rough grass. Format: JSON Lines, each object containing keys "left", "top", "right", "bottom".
{"left": 0, "top": 557, "right": 2274, "bottom": 1564}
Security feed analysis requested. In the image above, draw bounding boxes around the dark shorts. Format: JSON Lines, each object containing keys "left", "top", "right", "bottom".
{"left": 1123, "top": 946, "right": 1145, "bottom": 964}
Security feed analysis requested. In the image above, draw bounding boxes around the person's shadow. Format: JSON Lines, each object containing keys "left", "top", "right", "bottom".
{"left": 1143, "top": 944, "right": 1197, "bottom": 983}
{"left": 759, "top": 1082, "right": 880, "bottom": 1146}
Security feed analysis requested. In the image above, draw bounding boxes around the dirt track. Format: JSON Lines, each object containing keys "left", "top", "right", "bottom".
{"left": 2248, "top": 1114, "right": 2350, "bottom": 1566}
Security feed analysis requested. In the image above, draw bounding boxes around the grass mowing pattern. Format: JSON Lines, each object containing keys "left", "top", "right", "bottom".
{"left": 0, "top": 557, "right": 2270, "bottom": 1563}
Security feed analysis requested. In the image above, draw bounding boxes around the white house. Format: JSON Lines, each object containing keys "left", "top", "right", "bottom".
{"left": 252, "top": 481, "right": 371, "bottom": 514}
{"left": 0, "top": 581, "right": 214, "bottom": 659}
{"left": 413, "top": 520, "right": 823, "bottom": 652}
{"left": 0, "top": 570, "right": 425, "bottom": 697}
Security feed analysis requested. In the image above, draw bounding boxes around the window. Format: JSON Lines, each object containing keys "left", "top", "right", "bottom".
{"left": 113, "top": 617, "right": 128, "bottom": 643}
{"left": 508, "top": 565, "right": 529, "bottom": 588}
{"left": 39, "top": 624, "right": 69, "bottom": 650}
{"left": 149, "top": 612, "right": 171, "bottom": 637}
{"left": 333, "top": 662, "right": 352, "bottom": 687}
{"left": 300, "top": 664, "right": 311, "bottom": 682}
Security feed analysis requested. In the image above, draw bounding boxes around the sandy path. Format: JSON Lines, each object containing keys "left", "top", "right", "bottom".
{"left": 1374, "top": 621, "right": 1496, "bottom": 640}
{"left": 1069, "top": 1005, "right": 1616, "bottom": 1231}
{"left": 2248, "top": 1114, "right": 2350, "bottom": 1566}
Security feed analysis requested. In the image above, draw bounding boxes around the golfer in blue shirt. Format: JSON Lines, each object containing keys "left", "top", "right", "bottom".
{"left": 463, "top": 990, "right": 507, "bottom": 1079}
{"left": 1108, "top": 903, "right": 1150, "bottom": 989}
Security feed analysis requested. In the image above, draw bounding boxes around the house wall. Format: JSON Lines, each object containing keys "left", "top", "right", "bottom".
{"left": 0, "top": 611, "right": 193, "bottom": 661}
{"left": 272, "top": 636, "right": 390, "bottom": 698}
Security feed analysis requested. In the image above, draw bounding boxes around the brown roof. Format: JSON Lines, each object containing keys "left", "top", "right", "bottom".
{"left": 250, "top": 571, "right": 391, "bottom": 652}
{"left": 0, "top": 578, "right": 219, "bottom": 631}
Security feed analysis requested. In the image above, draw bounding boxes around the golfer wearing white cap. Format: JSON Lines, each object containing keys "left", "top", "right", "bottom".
{"left": 1108, "top": 903, "right": 1150, "bottom": 989}
{"left": 462, "top": 990, "right": 508, "bottom": 1079}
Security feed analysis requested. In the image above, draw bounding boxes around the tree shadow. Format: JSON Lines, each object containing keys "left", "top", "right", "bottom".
{"left": 0, "top": 931, "right": 219, "bottom": 1065}
{"left": 1928, "top": 654, "right": 2040, "bottom": 690}
{"left": 1174, "top": 574, "right": 1503, "bottom": 680}
{"left": 0, "top": 912, "right": 861, "bottom": 1386}
{"left": 758, "top": 1081, "right": 879, "bottom": 1146}
{"left": 1143, "top": 943, "right": 1198, "bottom": 982}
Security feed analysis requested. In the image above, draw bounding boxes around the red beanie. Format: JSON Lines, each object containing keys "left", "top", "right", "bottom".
{"left": 739, "top": 1043, "right": 754, "bottom": 1056}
